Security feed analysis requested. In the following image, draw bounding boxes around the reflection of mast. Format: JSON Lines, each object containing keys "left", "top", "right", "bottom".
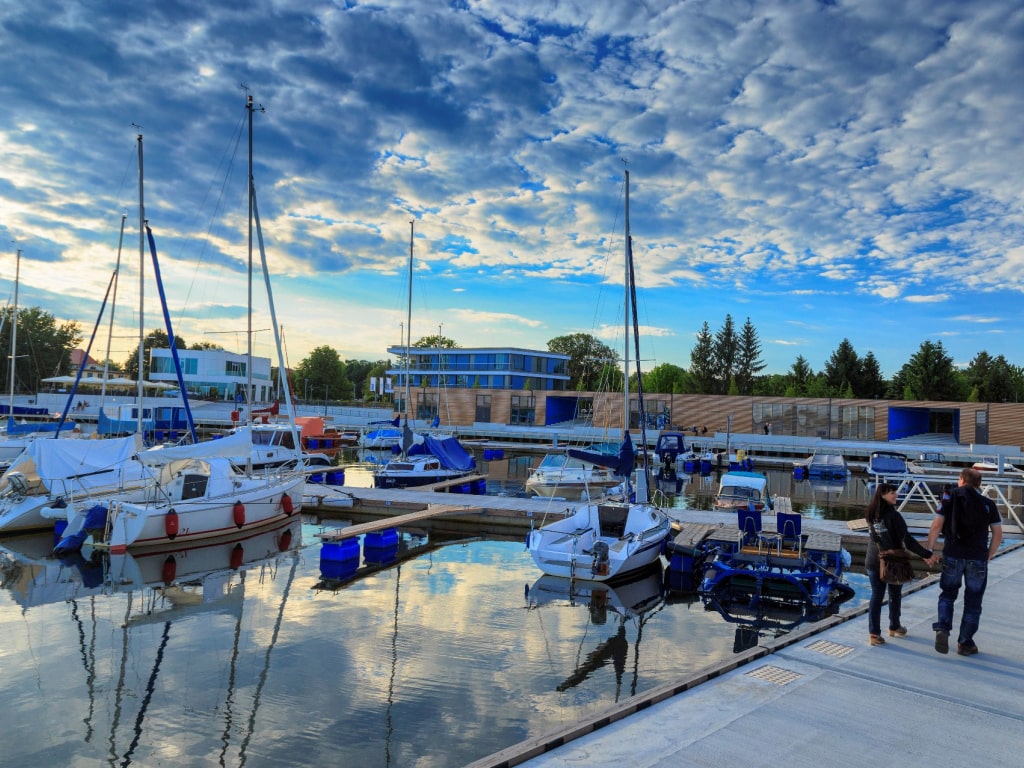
{"left": 384, "top": 564, "right": 401, "bottom": 768}
{"left": 122, "top": 621, "right": 172, "bottom": 766}
{"left": 70, "top": 598, "right": 98, "bottom": 743}
{"left": 556, "top": 623, "right": 628, "bottom": 693}
{"left": 237, "top": 549, "right": 300, "bottom": 766}
{"left": 217, "top": 571, "right": 246, "bottom": 766}
{"left": 108, "top": 593, "right": 134, "bottom": 766}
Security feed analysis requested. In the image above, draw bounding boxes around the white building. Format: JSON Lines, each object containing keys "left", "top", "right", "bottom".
{"left": 149, "top": 348, "right": 274, "bottom": 403}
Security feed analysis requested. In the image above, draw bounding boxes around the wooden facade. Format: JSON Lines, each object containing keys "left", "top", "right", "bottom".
{"left": 416, "top": 388, "right": 1024, "bottom": 449}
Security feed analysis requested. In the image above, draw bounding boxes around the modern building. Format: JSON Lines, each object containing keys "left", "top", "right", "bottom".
{"left": 386, "top": 346, "right": 571, "bottom": 422}
{"left": 149, "top": 348, "right": 273, "bottom": 403}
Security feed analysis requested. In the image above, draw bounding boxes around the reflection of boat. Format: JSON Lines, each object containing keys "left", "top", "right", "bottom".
{"left": 713, "top": 471, "right": 772, "bottom": 512}
{"left": 794, "top": 450, "right": 848, "bottom": 478}
{"left": 527, "top": 563, "right": 665, "bottom": 698}
{"left": 702, "top": 588, "right": 852, "bottom": 653}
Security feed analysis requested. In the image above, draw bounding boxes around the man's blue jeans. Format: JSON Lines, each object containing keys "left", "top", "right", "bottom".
{"left": 933, "top": 557, "right": 988, "bottom": 645}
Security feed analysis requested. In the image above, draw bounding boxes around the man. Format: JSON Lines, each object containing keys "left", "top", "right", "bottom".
{"left": 926, "top": 467, "right": 1002, "bottom": 656}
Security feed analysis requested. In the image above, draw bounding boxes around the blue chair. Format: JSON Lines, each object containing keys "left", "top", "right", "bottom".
{"left": 777, "top": 511, "right": 803, "bottom": 556}
{"left": 737, "top": 505, "right": 764, "bottom": 549}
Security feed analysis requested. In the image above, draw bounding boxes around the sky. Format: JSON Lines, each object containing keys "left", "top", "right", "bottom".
{"left": 1, "top": 0, "right": 1023, "bottom": 381}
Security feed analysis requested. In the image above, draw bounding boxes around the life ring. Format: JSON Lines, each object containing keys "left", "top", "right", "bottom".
{"left": 232, "top": 501, "right": 245, "bottom": 528}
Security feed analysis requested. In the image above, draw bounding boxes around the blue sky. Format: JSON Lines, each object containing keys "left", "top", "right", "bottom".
{"left": 1, "top": 1, "right": 1022, "bottom": 379}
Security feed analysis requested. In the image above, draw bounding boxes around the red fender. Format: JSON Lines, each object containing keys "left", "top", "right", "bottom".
{"left": 281, "top": 493, "right": 294, "bottom": 515}
{"left": 161, "top": 555, "right": 177, "bottom": 584}
{"left": 278, "top": 529, "right": 293, "bottom": 552}
{"left": 165, "top": 509, "right": 179, "bottom": 540}
{"left": 230, "top": 543, "right": 244, "bottom": 570}
{"left": 233, "top": 501, "right": 245, "bottom": 528}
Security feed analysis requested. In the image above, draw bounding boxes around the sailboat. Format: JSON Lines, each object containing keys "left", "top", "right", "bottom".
{"left": 527, "top": 170, "right": 673, "bottom": 581}
{"left": 372, "top": 222, "right": 476, "bottom": 489}
{"left": 57, "top": 99, "right": 305, "bottom": 553}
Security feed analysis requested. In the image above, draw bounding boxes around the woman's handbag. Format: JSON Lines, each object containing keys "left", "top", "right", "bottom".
{"left": 878, "top": 548, "right": 915, "bottom": 584}
{"left": 868, "top": 519, "right": 915, "bottom": 584}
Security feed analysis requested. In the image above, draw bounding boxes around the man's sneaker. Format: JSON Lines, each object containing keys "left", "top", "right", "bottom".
{"left": 957, "top": 642, "right": 979, "bottom": 656}
{"left": 935, "top": 630, "right": 949, "bottom": 654}
{"left": 888, "top": 626, "right": 908, "bottom": 637}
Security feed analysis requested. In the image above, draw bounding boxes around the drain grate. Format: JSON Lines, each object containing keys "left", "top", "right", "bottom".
{"left": 805, "top": 639, "right": 855, "bottom": 657}
{"left": 745, "top": 665, "right": 802, "bottom": 685}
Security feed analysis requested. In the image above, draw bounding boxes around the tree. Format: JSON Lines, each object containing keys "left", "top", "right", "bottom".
{"left": 0, "top": 306, "right": 82, "bottom": 394}
{"left": 788, "top": 355, "right": 813, "bottom": 396}
{"left": 644, "top": 363, "right": 691, "bottom": 394}
{"left": 412, "top": 335, "right": 459, "bottom": 349}
{"left": 860, "top": 351, "right": 888, "bottom": 399}
{"left": 734, "top": 317, "right": 765, "bottom": 395}
{"left": 547, "top": 333, "right": 618, "bottom": 391}
{"left": 965, "top": 351, "right": 1018, "bottom": 403}
{"left": 713, "top": 314, "right": 738, "bottom": 394}
{"left": 123, "top": 329, "right": 186, "bottom": 380}
{"left": 293, "top": 346, "right": 350, "bottom": 403}
{"left": 897, "top": 340, "right": 961, "bottom": 400}
{"left": 823, "top": 338, "right": 860, "bottom": 396}
{"left": 689, "top": 322, "right": 716, "bottom": 394}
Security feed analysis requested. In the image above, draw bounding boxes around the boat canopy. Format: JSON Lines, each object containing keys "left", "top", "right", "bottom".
{"left": 0, "top": 433, "right": 144, "bottom": 493}
{"left": 137, "top": 427, "right": 254, "bottom": 467}
{"left": 567, "top": 433, "right": 635, "bottom": 477}
{"left": 413, "top": 434, "right": 475, "bottom": 471}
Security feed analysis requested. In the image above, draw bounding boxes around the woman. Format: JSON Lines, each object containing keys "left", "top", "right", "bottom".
{"left": 865, "top": 483, "right": 938, "bottom": 646}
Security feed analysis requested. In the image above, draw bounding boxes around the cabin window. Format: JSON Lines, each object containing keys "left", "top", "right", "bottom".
{"left": 181, "top": 474, "right": 209, "bottom": 500}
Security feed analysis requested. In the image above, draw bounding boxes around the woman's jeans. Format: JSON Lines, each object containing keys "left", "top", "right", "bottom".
{"left": 932, "top": 557, "right": 988, "bottom": 645}
{"left": 866, "top": 567, "right": 903, "bottom": 635}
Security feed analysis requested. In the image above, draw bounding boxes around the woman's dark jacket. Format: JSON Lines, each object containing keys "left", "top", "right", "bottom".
{"left": 865, "top": 501, "right": 932, "bottom": 570}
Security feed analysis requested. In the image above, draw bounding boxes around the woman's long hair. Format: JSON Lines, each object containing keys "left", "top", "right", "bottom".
{"left": 865, "top": 482, "right": 897, "bottom": 525}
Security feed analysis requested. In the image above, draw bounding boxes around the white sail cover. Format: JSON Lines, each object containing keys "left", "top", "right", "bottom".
{"left": 137, "top": 427, "right": 255, "bottom": 467}
{"left": 0, "top": 433, "right": 145, "bottom": 492}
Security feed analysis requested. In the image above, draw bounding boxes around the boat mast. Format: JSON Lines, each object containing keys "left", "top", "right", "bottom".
{"left": 136, "top": 133, "right": 145, "bottom": 434}
{"left": 405, "top": 220, "right": 413, "bottom": 426}
{"left": 246, "top": 94, "right": 254, "bottom": 415}
{"left": 101, "top": 214, "right": 127, "bottom": 406}
{"left": 623, "top": 169, "right": 630, "bottom": 437}
{"left": 7, "top": 248, "right": 20, "bottom": 421}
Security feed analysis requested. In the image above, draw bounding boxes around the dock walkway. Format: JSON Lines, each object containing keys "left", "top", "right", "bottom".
{"left": 469, "top": 539, "right": 1024, "bottom": 768}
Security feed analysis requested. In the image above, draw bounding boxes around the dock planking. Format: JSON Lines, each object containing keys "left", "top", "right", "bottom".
{"left": 315, "top": 504, "right": 481, "bottom": 541}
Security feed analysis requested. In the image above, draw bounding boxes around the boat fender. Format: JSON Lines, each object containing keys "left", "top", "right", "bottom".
{"left": 233, "top": 501, "right": 245, "bottom": 528}
{"left": 281, "top": 493, "right": 294, "bottom": 515}
{"left": 165, "top": 509, "right": 179, "bottom": 540}
{"left": 161, "top": 555, "right": 177, "bottom": 584}
{"left": 278, "top": 528, "right": 293, "bottom": 552}
{"left": 230, "top": 543, "right": 244, "bottom": 570}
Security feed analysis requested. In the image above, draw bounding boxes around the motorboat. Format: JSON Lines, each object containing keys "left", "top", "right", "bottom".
{"left": 866, "top": 450, "right": 911, "bottom": 477}
{"left": 525, "top": 449, "right": 621, "bottom": 499}
{"left": 713, "top": 471, "right": 772, "bottom": 512}
{"left": 373, "top": 434, "right": 476, "bottom": 488}
{"left": 526, "top": 500, "right": 672, "bottom": 581}
{"left": 794, "top": 450, "right": 848, "bottom": 478}
{"left": 972, "top": 457, "right": 1023, "bottom": 475}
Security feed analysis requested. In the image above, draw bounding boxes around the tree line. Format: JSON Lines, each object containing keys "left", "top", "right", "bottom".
{"left": 8, "top": 305, "right": 1022, "bottom": 405}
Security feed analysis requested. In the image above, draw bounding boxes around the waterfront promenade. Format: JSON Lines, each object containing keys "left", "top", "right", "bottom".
{"left": 470, "top": 539, "right": 1024, "bottom": 768}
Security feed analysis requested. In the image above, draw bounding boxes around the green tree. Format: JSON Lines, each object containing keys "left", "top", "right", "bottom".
{"left": 788, "top": 355, "right": 813, "bottom": 396}
{"left": 897, "top": 340, "right": 961, "bottom": 400}
{"left": 123, "top": 329, "right": 186, "bottom": 380}
{"left": 860, "top": 351, "right": 888, "bottom": 399}
{"left": 713, "top": 314, "right": 738, "bottom": 394}
{"left": 965, "top": 351, "right": 1017, "bottom": 403}
{"left": 293, "top": 346, "right": 350, "bottom": 403}
{"left": 0, "top": 306, "right": 82, "bottom": 394}
{"left": 547, "top": 333, "right": 618, "bottom": 391}
{"left": 734, "top": 317, "right": 765, "bottom": 395}
{"left": 689, "top": 321, "right": 716, "bottom": 394}
{"left": 644, "top": 363, "right": 691, "bottom": 394}
{"left": 412, "top": 334, "right": 459, "bottom": 349}
{"left": 823, "top": 338, "right": 860, "bottom": 396}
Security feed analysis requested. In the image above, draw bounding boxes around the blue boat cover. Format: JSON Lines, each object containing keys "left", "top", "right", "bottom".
{"left": 415, "top": 434, "right": 476, "bottom": 471}
{"left": 567, "top": 432, "right": 635, "bottom": 477}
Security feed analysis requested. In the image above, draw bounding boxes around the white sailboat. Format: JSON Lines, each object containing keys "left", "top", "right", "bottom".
{"left": 527, "top": 170, "right": 672, "bottom": 581}
{"left": 59, "top": 99, "right": 305, "bottom": 553}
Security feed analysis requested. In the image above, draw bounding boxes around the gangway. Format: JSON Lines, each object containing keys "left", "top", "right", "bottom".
{"left": 874, "top": 471, "right": 1024, "bottom": 531}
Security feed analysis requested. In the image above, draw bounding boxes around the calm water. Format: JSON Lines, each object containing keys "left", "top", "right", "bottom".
{"left": 0, "top": 453, "right": 873, "bottom": 768}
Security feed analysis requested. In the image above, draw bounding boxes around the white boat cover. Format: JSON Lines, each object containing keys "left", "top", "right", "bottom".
{"left": 0, "top": 433, "right": 145, "bottom": 491}
{"left": 138, "top": 427, "right": 255, "bottom": 467}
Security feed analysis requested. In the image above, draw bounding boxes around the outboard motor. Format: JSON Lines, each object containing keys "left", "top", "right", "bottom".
{"left": 6, "top": 471, "right": 29, "bottom": 501}
{"left": 591, "top": 540, "right": 610, "bottom": 577}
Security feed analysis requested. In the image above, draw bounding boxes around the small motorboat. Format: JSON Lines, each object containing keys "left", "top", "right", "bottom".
{"left": 713, "top": 471, "right": 772, "bottom": 512}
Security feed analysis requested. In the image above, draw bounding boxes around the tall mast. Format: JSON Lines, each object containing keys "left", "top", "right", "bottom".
{"left": 623, "top": 169, "right": 630, "bottom": 435}
{"left": 101, "top": 213, "right": 128, "bottom": 406}
{"left": 8, "top": 248, "right": 20, "bottom": 418}
{"left": 405, "top": 221, "right": 413, "bottom": 424}
{"left": 136, "top": 134, "right": 145, "bottom": 434}
{"left": 246, "top": 94, "right": 254, "bottom": 412}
